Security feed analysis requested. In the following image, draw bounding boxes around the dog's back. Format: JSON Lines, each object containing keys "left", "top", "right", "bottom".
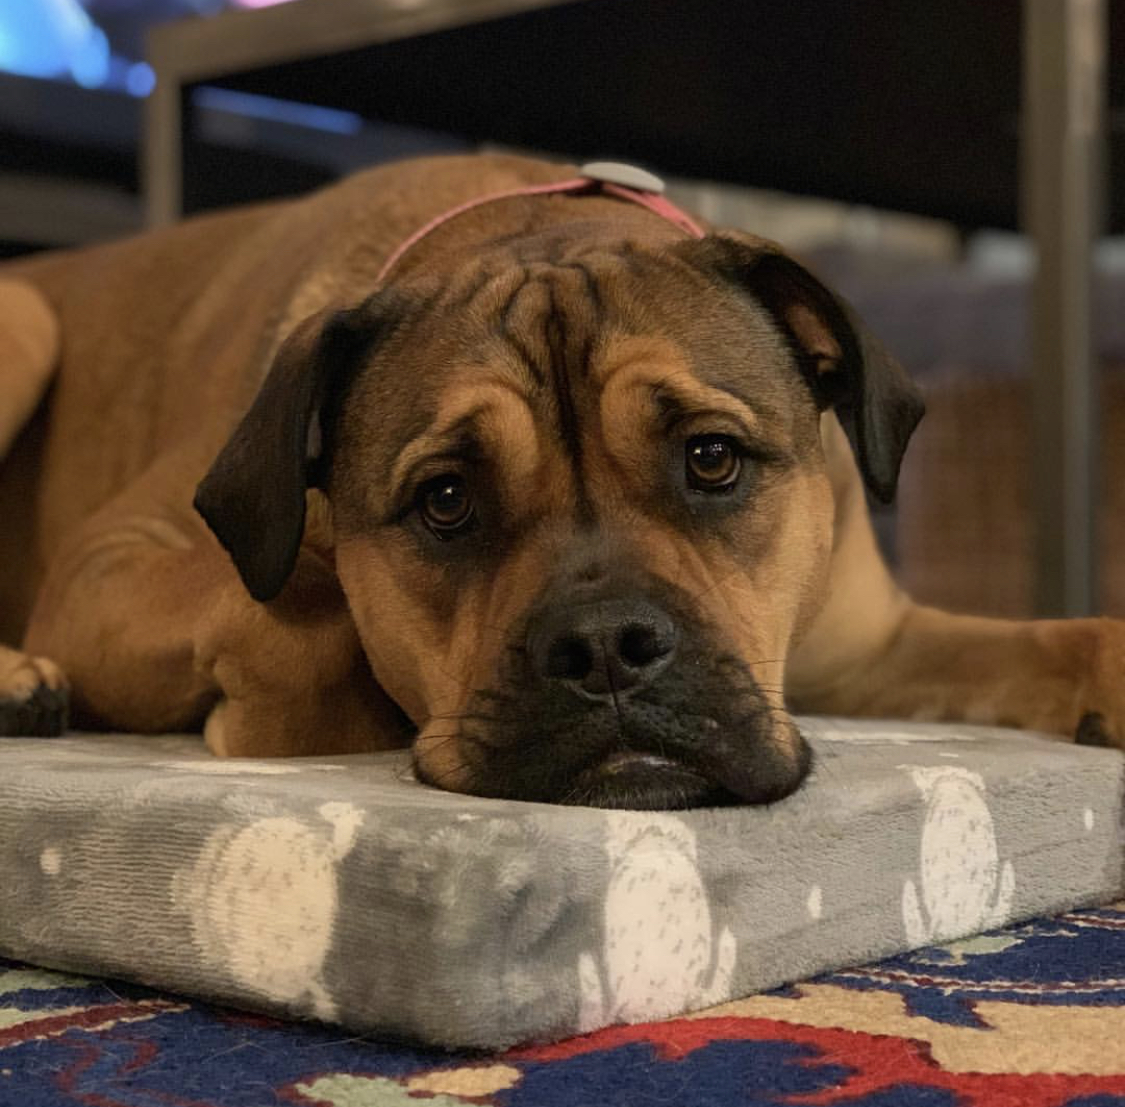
{"left": 0, "top": 153, "right": 591, "bottom": 646}
{"left": 5, "top": 151, "right": 1121, "bottom": 769}
{"left": 0, "top": 203, "right": 286, "bottom": 640}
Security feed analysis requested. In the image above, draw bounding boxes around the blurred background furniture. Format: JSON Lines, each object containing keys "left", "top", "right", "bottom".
{"left": 140, "top": 0, "right": 1122, "bottom": 620}
{"left": 3, "top": 0, "right": 1122, "bottom": 619}
{"left": 815, "top": 247, "right": 1125, "bottom": 619}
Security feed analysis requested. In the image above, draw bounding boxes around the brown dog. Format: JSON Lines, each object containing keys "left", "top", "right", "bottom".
{"left": 1, "top": 153, "right": 1122, "bottom": 809}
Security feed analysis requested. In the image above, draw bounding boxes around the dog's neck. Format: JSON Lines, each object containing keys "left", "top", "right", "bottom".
{"left": 377, "top": 168, "right": 706, "bottom": 286}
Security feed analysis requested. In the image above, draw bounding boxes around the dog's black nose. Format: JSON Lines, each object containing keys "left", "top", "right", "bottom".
{"left": 528, "top": 598, "right": 678, "bottom": 699}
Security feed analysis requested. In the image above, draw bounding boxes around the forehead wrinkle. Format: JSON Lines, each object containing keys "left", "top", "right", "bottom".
{"left": 601, "top": 356, "right": 764, "bottom": 432}
{"left": 487, "top": 264, "right": 603, "bottom": 377}
{"left": 649, "top": 372, "right": 764, "bottom": 430}
{"left": 486, "top": 263, "right": 610, "bottom": 514}
{"left": 594, "top": 335, "right": 817, "bottom": 475}
{"left": 389, "top": 378, "right": 535, "bottom": 490}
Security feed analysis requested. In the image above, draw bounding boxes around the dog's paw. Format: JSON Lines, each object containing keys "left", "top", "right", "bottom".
{"left": 1075, "top": 711, "right": 1114, "bottom": 748}
{"left": 0, "top": 649, "right": 69, "bottom": 737}
{"left": 1067, "top": 618, "right": 1125, "bottom": 750}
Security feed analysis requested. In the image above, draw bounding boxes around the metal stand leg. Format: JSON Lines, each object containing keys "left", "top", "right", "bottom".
{"left": 1022, "top": 0, "right": 1107, "bottom": 617}
{"left": 144, "top": 43, "right": 185, "bottom": 228}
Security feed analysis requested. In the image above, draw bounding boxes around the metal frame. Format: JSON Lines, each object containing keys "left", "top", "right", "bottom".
{"left": 143, "top": 0, "right": 566, "bottom": 227}
{"left": 145, "top": 0, "right": 1112, "bottom": 617}
{"left": 1023, "top": 0, "right": 1107, "bottom": 616}
{"left": 0, "top": 172, "right": 140, "bottom": 247}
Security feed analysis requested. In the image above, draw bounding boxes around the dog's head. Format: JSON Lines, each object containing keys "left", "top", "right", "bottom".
{"left": 195, "top": 230, "right": 922, "bottom": 809}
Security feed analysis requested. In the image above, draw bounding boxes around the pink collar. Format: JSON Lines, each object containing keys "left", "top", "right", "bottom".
{"left": 375, "top": 162, "right": 706, "bottom": 284}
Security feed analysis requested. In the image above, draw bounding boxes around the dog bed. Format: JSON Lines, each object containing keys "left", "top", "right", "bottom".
{"left": 0, "top": 718, "right": 1121, "bottom": 1050}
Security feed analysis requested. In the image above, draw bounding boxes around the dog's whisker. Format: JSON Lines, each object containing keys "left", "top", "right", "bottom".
{"left": 419, "top": 756, "right": 488, "bottom": 791}
{"left": 416, "top": 731, "right": 460, "bottom": 747}
{"left": 424, "top": 710, "right": 503, "bottom": 726}
{"left": 686, "top": 564, "right": 754, "bottom": 604}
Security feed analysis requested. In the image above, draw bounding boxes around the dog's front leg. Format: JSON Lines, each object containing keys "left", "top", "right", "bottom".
{"left": 19, "top": 484, "right": 410, "bottom": 755}
{"left": 790, "top": 601, "right": 1125, "bottom": 745}
{"left": 192, "top": 544, "right": 412, "bottom": 758}
{"left": 788, "top": 419, "right": 1125, "bottom": 746}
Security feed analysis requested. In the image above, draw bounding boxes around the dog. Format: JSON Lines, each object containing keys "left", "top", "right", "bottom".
{"left": 1, "top": 153, "right": 1122, "bottom": 810}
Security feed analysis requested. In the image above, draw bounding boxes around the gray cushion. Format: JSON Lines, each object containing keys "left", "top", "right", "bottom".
{"left": 0, "top": 718, "right": 1121, "bottom": 1049}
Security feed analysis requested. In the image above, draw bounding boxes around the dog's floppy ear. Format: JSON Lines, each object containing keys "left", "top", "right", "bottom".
{"left": 194, "top": 297, "right": 395, "bottom": 602}
{"left": 677, "top": 235, "right": 925, "bottom": 503}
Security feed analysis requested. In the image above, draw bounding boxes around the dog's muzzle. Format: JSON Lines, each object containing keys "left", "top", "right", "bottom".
{"left": 434, "top": 583, "right": 812, "bottom": 810}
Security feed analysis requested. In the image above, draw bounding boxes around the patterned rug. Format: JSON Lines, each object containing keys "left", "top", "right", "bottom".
{"left": 4, "top": 904, "right": 1124, "bottom": 1107}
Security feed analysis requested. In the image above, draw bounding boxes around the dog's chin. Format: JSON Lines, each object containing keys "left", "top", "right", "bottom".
{"left": 444, "top": 696, "right": 812, "bottom": 809}
{"left": 563, "top": 752, "right": 738, "bottom": 810}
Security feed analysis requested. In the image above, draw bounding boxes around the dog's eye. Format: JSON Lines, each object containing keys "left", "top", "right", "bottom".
{"left": 419, "top": 475, "right": 475, "bottom": 537}
{"left": 686, "top": 435, "right": 742, "bottom": 491}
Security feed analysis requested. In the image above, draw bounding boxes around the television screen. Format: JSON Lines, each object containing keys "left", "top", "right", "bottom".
{"left": 0, "top": 0, "right": 295, "bottom": 96}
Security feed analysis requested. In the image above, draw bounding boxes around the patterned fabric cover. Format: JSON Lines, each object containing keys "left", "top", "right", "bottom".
{"left": 0, "top": 719, "right": 1121, "bottom": 1050}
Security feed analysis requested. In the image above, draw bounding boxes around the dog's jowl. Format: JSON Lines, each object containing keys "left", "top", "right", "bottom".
{"left": 2, "top": 154, "right": 1124, "bottom": 809}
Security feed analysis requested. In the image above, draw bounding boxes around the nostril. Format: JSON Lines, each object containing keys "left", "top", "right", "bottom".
{"left": 576, "top": 560, "right": 606, "bottom": 584}
{"left": 531, "top": 601, "right": 678, "bottom": 693}
{"left": 546, "top": 636, "right": 594, "bottom": 681}
{"left": 619, "top": 624, "right": 674, "bottom": 669}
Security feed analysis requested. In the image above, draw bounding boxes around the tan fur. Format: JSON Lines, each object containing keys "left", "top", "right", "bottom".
{"left": 0, "top": 281, "right": 58, "bottom": 456}
{"left": 2, "top": 152, "right": 1123, "bottom": 802}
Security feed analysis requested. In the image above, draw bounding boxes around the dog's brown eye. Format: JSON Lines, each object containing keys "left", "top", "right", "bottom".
{"left": 686, "top": 435, "right": 741, "bottom": 490}
{"left": 420, "top": 475, "right": 475, "bottom": 536}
